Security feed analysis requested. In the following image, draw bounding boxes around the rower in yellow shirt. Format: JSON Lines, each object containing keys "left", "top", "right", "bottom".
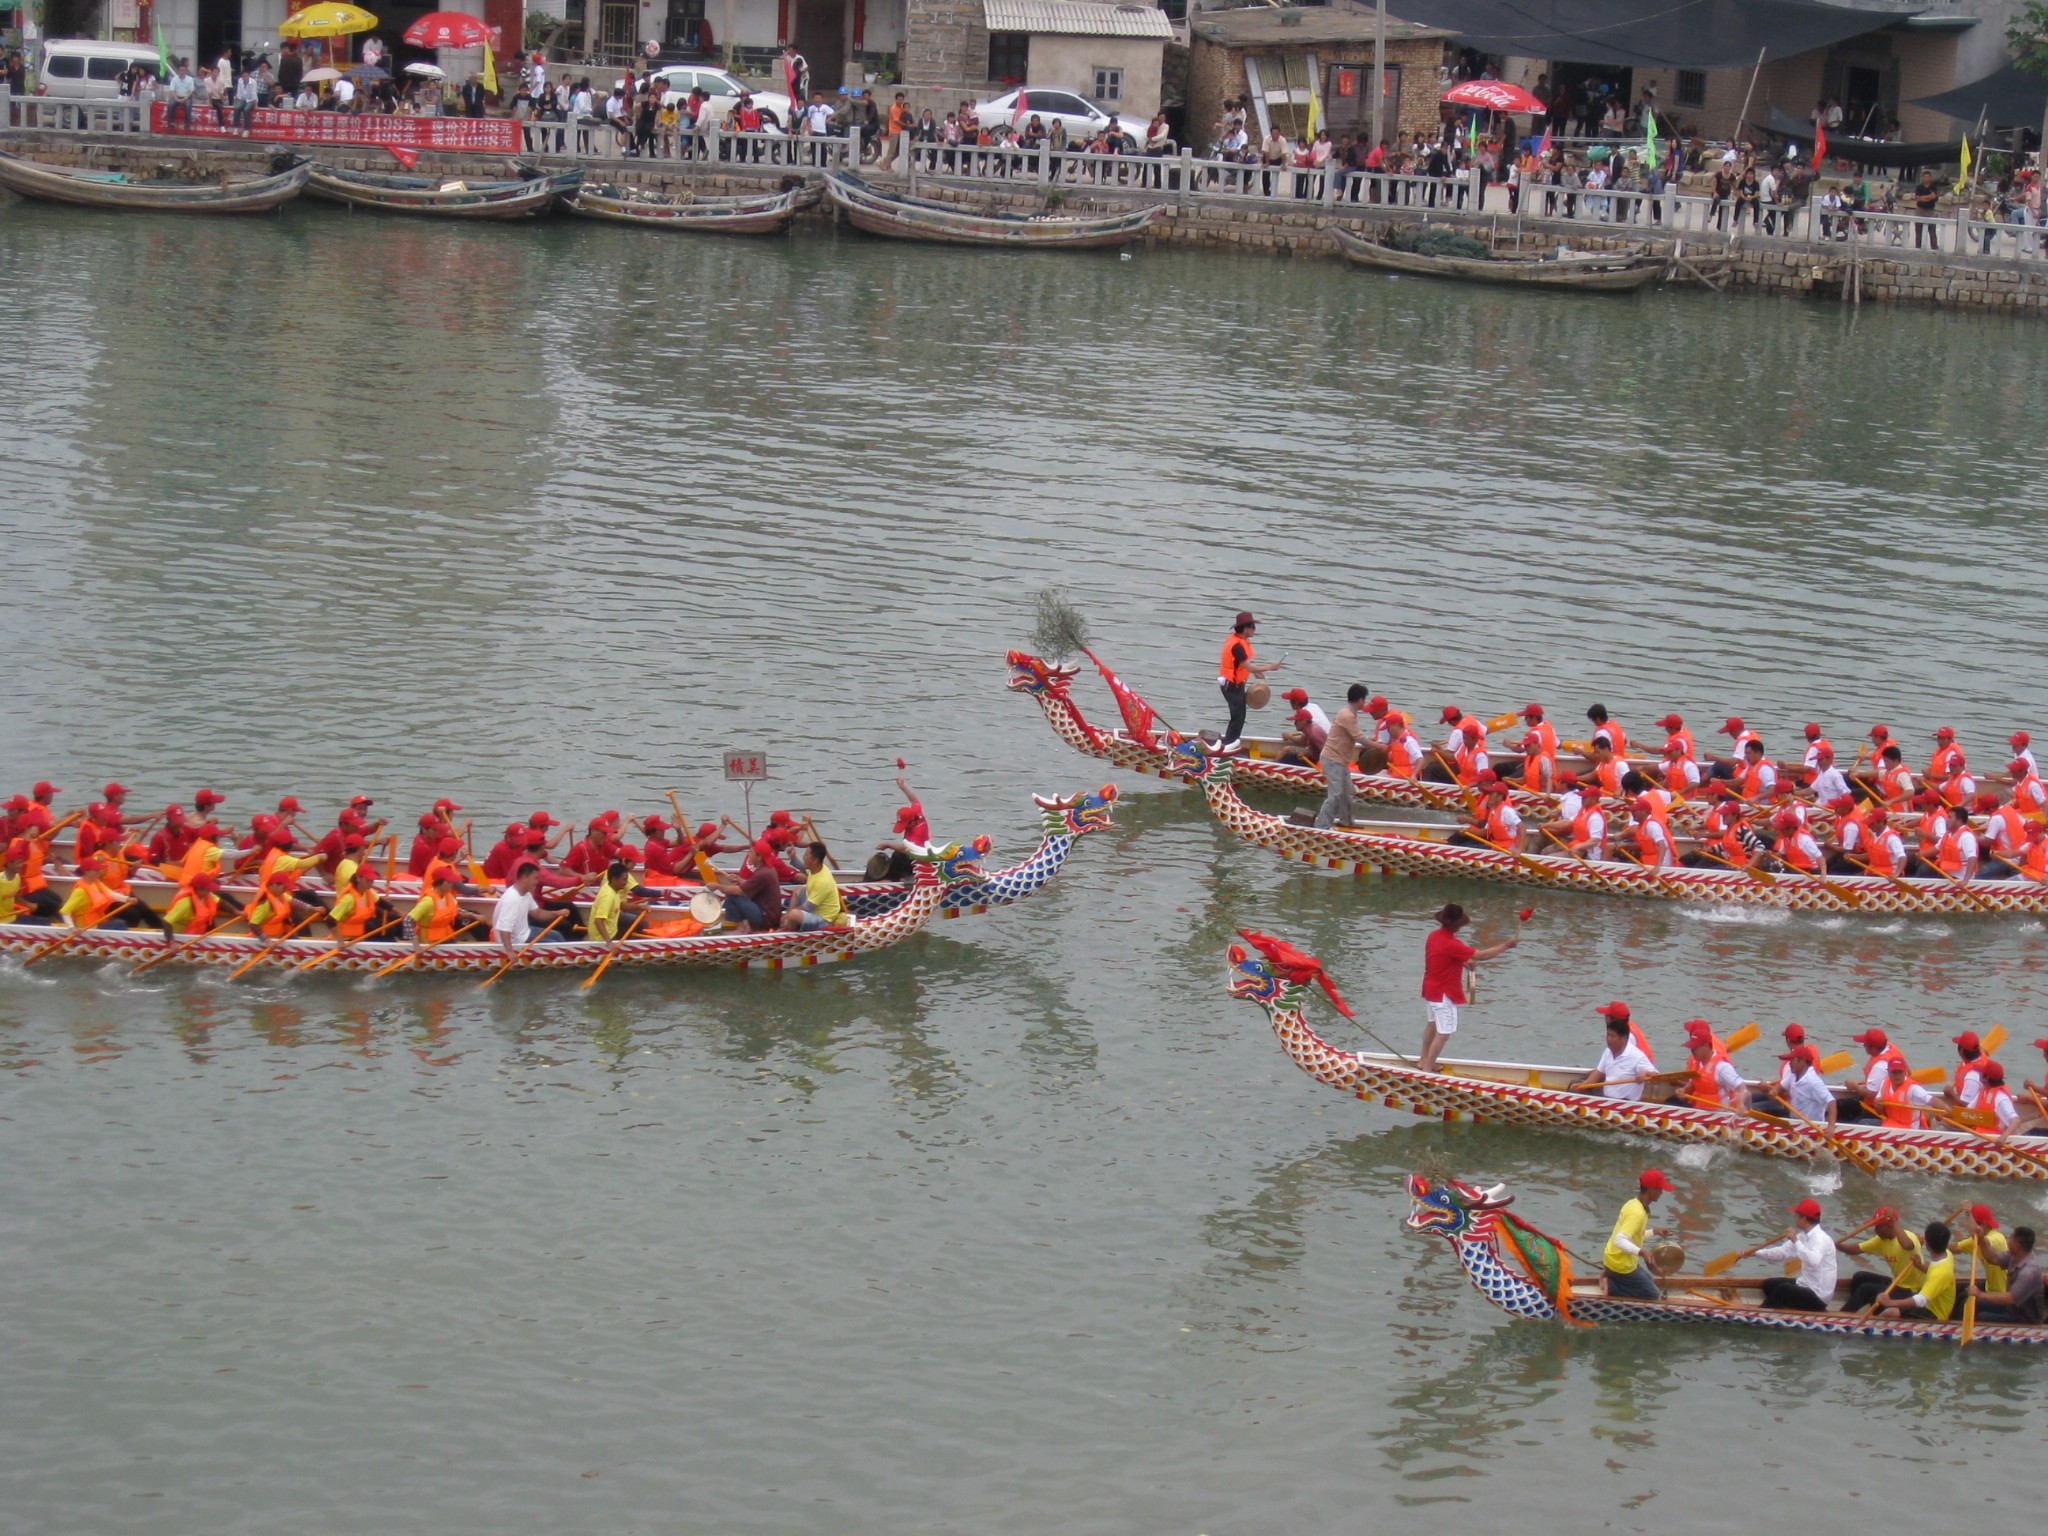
{"left": 1837, "top": 1206, "right": 1926, "bottom": 1313}
{"left": 1601, "top": 1168, "right": 1675, "bottom": 1299}
{"left": 587, "top": 859, "right": 648, "bottom": 943}
{"left": 783, "top": 841, "right": 852, "bottom": 931}
{"left": 1878, "top": 1220, "right": 1958, "bottom": 1322}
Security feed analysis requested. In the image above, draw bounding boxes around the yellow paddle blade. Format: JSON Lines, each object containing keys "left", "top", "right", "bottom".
{"left": 1816, "top": 1050, "right": 1853, "bottom": 1074}
{"left": 1702, "top": 1249, "right": 1743, "bottom": 1277}
{"left": 1913, "top": 1065, "right": 1948, "bottom": 1085}
{"left": 1723, "top": 1023, "right": 1760, "bottom": 1054}
{"left": 1983, "top": 1025, "right": 2008, "bottom": 1056}
{"left": 1484, "top": 711, "right": 1521, "bottom": 733}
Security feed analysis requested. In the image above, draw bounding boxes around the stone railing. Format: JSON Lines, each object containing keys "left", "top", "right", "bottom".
{"left": 1, "top": 91, "right": 150, "bottom": 135}
{"left": 514, "top": 118, "right": 860, "bottom": 169}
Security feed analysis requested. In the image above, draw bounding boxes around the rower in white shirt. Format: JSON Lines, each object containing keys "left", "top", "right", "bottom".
{"left": 1808, "top": 744, "right": 1850, "bottom": 803}
{"left": 2008, "top": 731, "right": 2039, "bottom": 780}
{"left": 1737, "top": 1197, "right": 1838, "bottom": 1311}
{"left": 489, "top": 862, "right": 567, "bottom": 952}
{"left": 1574, "top": 1014, "right": 1656, "bottom": 1101}
{"left": 1773, "top": 1044, "right": 1838, "bottom": 1124}
{"left": 1280, "top": 688, "right": 1330, "bottom": 735}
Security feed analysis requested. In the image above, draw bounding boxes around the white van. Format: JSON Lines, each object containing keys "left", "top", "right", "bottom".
{"left": 38, "top": 40, "right": 166, "bottom": 100}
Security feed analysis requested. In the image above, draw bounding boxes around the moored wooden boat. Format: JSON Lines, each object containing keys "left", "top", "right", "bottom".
{"left": 825, "top": 170, "right": 1164, "bottom": 249}
{"left": 0, "top": 842, "right": 964, "bottom": 977}
{"left": 1408, "top": 1174, "right": 2048, "bottom": 1344}
{"left": 1227, "top": 934, "right": 2048, "bottom": 1179}
{"left": 1329, "top": 223, "right": 1667, "bottom": 290}
{"left": 565, "top": 179, "right": 817, "bottom": 233}
{"left": 0, "top": 150, "right": 309, "bottom": 213}
{"left": 305, "top": 162, "right": 580, "bottom": 218}
{"left": 1172, "top": 735, "right": 2046, "bottom": 916}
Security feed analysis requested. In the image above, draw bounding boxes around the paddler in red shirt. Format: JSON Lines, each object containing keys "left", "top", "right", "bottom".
{"left": 482, "top": 821, "right": 530, "bottom": 882}
{"left": 1419, "top": 902, "right": 1520, "bottom": 1072}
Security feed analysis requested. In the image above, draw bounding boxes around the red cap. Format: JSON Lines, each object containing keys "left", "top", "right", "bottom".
{"left": 1781, "top": 1044, "right": 1817, "bottom": 1065}
{"left": 1934, "top": 726, "right": 1954, "bottom": 739}
{"left": 341, "top": 833, "right": 364, "bottom": 852}
{"left": 75, "top": 856, "right": 102, "bottom": 873}
{"left": 1439, "top": 705, "right": 1462, "bottom": 723}
{"left": 1852, "top": 1028, "right": 1888, "bottom": 1048}
{"left": 1720, "top": 717, "right": 1744, "bottom": 735}
{"left": 1557, "top": 770, "right": 1580, "bottom": 788}
{"left": 164, "top": 804, "right": 187, "bottom": 822}
{"left": 1867, "top": 807, "right": 1889, "bottom": 825}
{"left": 696, "top": 822, "right": 718, "bottom": 840}
{"left": 1233, "top": 611, "right": 1256, "bottom": 628}
{"left": 595, "top": 810, "right": 621, "bottom": 828}
{"left": 523, "top": 828, "right": 547, "bottom": 847}
{"left": 1663, "top": 740, "right": 1685, "bottom": 756}
{"left": 1828, "top": 794, "right": 1855, "bottom": 812}
{"left": 1783, "top": 1023, "right": 1807, "bottom": 1043}
{"left": 1639, "top": 1169, "right": 1676, "bottom": 1194}
{"left": 503, "top": 821, "right": 526, "bottom": 838}
{"left": 1802, "top": 723, "right": 1820, "bottom": 739}
{"left": 2, "top": 795, "right": 24, "bottom": 812}
{"left": 643, "top": 815, "right": 667, "bottom": 831}
{"left": 1631, "top": 796, "right": 1653, "bottom": 815}
{"left": 277, "top": 796, "right": 302, "bottom": 813}
{"left": 1475, "top": 769, "right": 1500, "bottom": 787}
{"left": 436, "top": 835, "right": 461, "bottom": 857}
{"left": 2012, "top": 758, "right": 2031, "bottom": 776}
{"left": 3, "top": 838, "right": 27, "bottom": 862}
{"left": 103, "top": 781, "right": 127, "bottom": 799}
{"left": 268, "top": 828, "right": 294, "bottom": 848}
{"left": 417, "top": 812, "right": 440, "bottom": 829}
{"left": 1655, "top": 713, "right": 1683, "bottom": 729}
{"left": 434, "top": 798, "right": 463, "bottom": 813}
{"left": 768, "top": 810, "right": 795, "bottom": 827}
{"left": 1582, "top": 787, "right": 1603, "bottom": 802}
{"left": 1595, "top": 1001, "right": 1631, "bottom": 1022}
{"left": 1970, "top": 1202, "right": 1998, "bottom": 1229}
{"left": 2033, "top": 1039, "right": 2048, "bottom": 1053}
{"left": 1772, "top": 808, "right": 1796, "bottom": 831}
{"left": 32, "top": 781, "right": 60, "bottom": 798}
{"left": 1292, "top": 708, "right": 1312, "bottom": 726}
{"left": 1282, "top": 688, "right": 1309, "bottom": 706}
{"left": 1521, "top": 703, "right": 1544, "bottom": 718}
{"left": 1982, "top": 1062, "right": 2007, "bottom": 1084}
{"left": 2011, "top": 731, "right": 2030, "bottom": 748}
{"left": 1869, "top": 724, "right": 1889, "bottom": 740}
{"left": 1461, "top": 722, "right": 1481, "bottom": 740}
{"left": 1682, "top": 1019, "right": 1713, "bottom": 1043}
{"left": 339, "top": 809, "right": 366, "bottom": 829}
{"left": 893, "top": 804, "right": 921, "bottom": 829}
{"left": 528, "top": 811, "right": 560, "bottom": 828}
{"left": 1365, "top": 696, "right": 1388, "bottom": 716}
{"left": 189, "top": 873, "right": 218, "bottom": 892}
{"left": 1975, "top": 793, "right": 1999, "bottom": 813}
{"left": 431, "top": 865, "right": 459, "bottom": 883}
{"left": 196, "top": 821, "right": 222, "bottom": 840}
{"left": 1791, "top": 1198, "right": 1822, "bottom": 1221}
{"left": 752, "top": 837, "right": 777, "bottom": 860}
{"left": 349, "top": 794, "right": 374, "bottom": 808}
{"left": 194, "top": 787, "right": 223, "bottom": 807}
{"left": 1954, "top": 1030, "right": 1981, "bottom": 1050}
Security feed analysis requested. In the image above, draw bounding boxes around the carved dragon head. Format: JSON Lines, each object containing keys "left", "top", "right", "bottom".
{"left": 1405, "top": 1174, "right": 1513, "bottom": 1240}
{"left": 1033, "top": 783, "right": 1118, "bottom": 837}
{"left": 911, "top": 833, "right": 995, "bottom": 883}
{"left": 1158, "top": 731, "right": 1237, "bottom": 785}
{"left": 1226, "top": 941, "right": 1296, "bottom": 1009}
{"left": 1005, "top": 651, "right": 1079, "bottom": 697}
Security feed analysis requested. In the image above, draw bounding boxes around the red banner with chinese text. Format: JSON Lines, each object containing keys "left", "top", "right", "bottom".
{"left": 149, "top": 104, "right": 521, "bottom": 153}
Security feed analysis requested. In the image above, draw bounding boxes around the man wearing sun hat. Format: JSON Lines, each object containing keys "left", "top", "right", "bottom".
{"left": 1602, "top": 1169, "right": 1675, "bottom": 1299}
{"left": 1216, "top": 610, "right": 1280, "bottom": 751}
{"left": 1739, "top": 1197, "right": 1837, "bottom": 1311}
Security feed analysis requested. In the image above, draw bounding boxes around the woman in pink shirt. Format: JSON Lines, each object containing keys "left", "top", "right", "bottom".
{"left": 1420, "top": 903, "right": 1519, "bottom": 1072}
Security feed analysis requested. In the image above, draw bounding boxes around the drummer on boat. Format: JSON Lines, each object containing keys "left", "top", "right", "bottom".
{"left": 1217, "top": 611, "right": 1280, "bottom": 752}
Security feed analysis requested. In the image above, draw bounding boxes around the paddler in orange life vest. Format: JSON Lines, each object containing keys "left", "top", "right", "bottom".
{"left": 1585, "top": 735, "right": 1628, "bottom": 800}
{"left": 1680, "top": 1018, "right": 1746, "bottom": 1110}
{"left": 1926, "top": 725, "right": 1966, "bottom": 788}
{"left": 162, "top": 872, "right": 225, "bottom": 936}
{"left": 1658, "top": 738, "right": 1700, "bottom": 798}
{"left": 1451, "top": 773, "right": 1523, "bottom": 852}
{"left": 1583, "top": 703, "right": 1626, "bottom": 759}
{"left": 245, "top": 829, "right": 325, "bottom": 937}
{"left": 1764, "top": 807, "right": 1822, "bottom": 874}
{"left": 405, "top": 865, "right": 469, "bottom": 950}
{"left": 1837, "top": 1026, "right": 1909, "bottom": 1123}
{"left": 1976, "top": 790, "right": 2028, "bottom": 878}
{"left": 1824, "top": 793, "right": 1871, "bottom": 875}
{"left": 1216, "top": 611, "right": 1280, "bottom": 751}
{"left": 1731, "top": 738, "right": 1777, "bottom": 804}
{"left": 56, "top": 856, "right": 168, "bottom": 933}
{"left": 2006, "top": 756, "right": 2048, "bottom": 822}
{"left": 3, "top": 835, "right": 62, "bottom": 923}
{"left": 1623, "top": 794, "right": 1675, "bottom": 869}
{"left": 1511, "top": 703, "right": 1557, "bottom": 791}
{"left": 1705, "top": 715, "right": 1759, "bottom": 781}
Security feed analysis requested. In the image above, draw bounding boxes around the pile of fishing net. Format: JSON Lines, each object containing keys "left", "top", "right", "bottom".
{"left": 1389, "top": 226, "right": 1491, "bottom": 260}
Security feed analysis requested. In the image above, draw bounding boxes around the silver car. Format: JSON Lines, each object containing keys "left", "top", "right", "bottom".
{"left": 649, "top": 64, "right": 793, "bottom": 132}
{"left": 976, "top": 87, "right": 1136, "bottom": 144}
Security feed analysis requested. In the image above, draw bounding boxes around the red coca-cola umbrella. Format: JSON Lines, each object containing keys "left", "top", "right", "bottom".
{"left": 402, "top": 11, "right": 493, "bottom": 49}
{"left": 1440, "top": 81, "right": 1546, "bottom": 116}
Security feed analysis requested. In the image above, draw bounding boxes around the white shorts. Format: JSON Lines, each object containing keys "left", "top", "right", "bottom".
{"left": 1426, "top": 999, "right": 1459, "bottom": 1035}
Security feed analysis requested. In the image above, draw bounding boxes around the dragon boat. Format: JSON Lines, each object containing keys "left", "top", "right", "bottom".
{"left": 1407, "top": 1174, "right": 2048, "bottom": 1345}
{"left": 1226, "top": 932, "right": 2048, "bottom": 1180}
{"left": 1006, "top": 651, "right": 1715, "bottom": 826}
{"left": 1171, "top": 737, "right": 2047, "bottom": 917}
{"left": 0, "top": 841, "right": 980, "bottom": 978}
{"left": 35, "top": 785, "right": 1115, "bottom": 927}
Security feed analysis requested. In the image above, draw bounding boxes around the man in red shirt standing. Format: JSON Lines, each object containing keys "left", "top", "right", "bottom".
{"left": 1420, "top": 902, "right": 1519, "bottom": 1072}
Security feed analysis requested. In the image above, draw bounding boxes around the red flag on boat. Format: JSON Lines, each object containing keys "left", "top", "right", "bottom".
{"left": 1238, "top": 929, "right": 1355, "bottom": 1018}
{"left": 1813, "top": 121, "right": 1827, "bottom": 166}
{"left": 388, "top": 145, "right": 420, "bottom": 169}
{"left": 1082, "top": 648, "right": 1169, "bottom": 751}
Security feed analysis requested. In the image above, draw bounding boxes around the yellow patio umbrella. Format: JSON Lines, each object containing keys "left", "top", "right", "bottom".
{"left": 279, "top": 4, "right": 378, "bottom": 38}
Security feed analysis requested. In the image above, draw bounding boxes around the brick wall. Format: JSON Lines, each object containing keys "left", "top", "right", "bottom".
{"left": 902, "top": 0, "right": 988, "bottom": 94}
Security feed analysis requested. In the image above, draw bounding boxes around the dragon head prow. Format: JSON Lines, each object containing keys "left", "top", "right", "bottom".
{"left": 909, "top": 833, "right": 995, "bottom": 881}
{"left": 1405, "top": 1172, "right": 1513, "bottom": 1237}
{"left": 1033, "top": 783, "right": 1118, "bottom": 834}
{"left": 1159, "top": 730, "right": 1239, "bottom": 783}
{"left": 1005, "top": 651, "right": 1079, "bottom": 695}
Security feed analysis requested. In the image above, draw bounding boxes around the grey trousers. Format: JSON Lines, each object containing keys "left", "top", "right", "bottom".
{"left": 1313, "top": 758, "right": 1354, "bottom": 829}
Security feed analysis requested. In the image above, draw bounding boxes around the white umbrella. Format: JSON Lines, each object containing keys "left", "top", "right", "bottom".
{"left": 404, "top": 61, "right": 445, "bottom": 79}
{"left": 301, "top": 67, "right": 343, "bottom": 82}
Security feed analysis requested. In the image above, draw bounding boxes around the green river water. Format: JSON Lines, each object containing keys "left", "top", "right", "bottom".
{"left": 1, "top": 198, "right": 2043, "bottom": 1533}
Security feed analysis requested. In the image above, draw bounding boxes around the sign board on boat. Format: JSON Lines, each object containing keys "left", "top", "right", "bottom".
{"left": 724, "top": 749, "right": 769, "bottom": 782}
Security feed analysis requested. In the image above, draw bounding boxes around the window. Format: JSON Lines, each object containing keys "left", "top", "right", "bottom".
{"left": 87, "top": 58, "right": 131, "bottom": 81}
{"left": 1094, "top": 66, "right": 1122, "bottom": 103}
{"left": 1042, "top": 92, "right": 1091, "bottom": 114}
{"left": 988, "top": 33, "right": 1029, "bottom": 85}
{"left": 46, "top": 55, "right": 85, "bottom": 78}
{"left": 1677, "top": 70, "right": 1706, "bottom": 108}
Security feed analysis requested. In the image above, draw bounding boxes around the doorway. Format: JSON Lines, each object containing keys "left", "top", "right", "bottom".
{"left": 791, "top": 0, "right": 844, "bottom": 94}
{"left": 195, "top": 0, "right": 241, "bottom": 66}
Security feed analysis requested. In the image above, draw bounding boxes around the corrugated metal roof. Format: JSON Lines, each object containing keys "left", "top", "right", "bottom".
{"left": 983, "top": 0, "right": 1177, "bottom": 39}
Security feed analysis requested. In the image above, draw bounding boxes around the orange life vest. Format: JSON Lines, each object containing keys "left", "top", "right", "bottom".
{"left": 1481, "top": 803, "right": 1519, "bottom": 849}
{"left": 1665, "top": 728, "right": 1696, "bottom": 758}
{"left": 1686, "top": 1045, "right": 1736, "bottom": 1110}
{"left": 1879, "top": 765, "right": 1912, "bottom": 809}
{"left": 1521, "top": 752, "right": 1548, "bottom": 792}
{"left": 1525, "top": 721, "right": 1558, "bottom": 759}
{"left": 179, "top": 837, "right": 219, "bottom": 886}
{"left": 1628, "top": 1021, "right": 1657, "bottom": 1067}
{"left": 21, "top": 839, "right": 48, "bottom": 894}
{"left": 335, "top": 887, "right": 380, "bottom": 941}
{"left": 1865, "top": 829, "right": 1906, "bottom": 878}
{"left": 1773, "top": 831, "right": 1819, "bottom": 872}
{"left": 1595, "top": 757, "right": 1624, "bottom": 797}
{"left": 1875, "top": 1074, "right": 1925, "bottom": 1129}
{"left": 97, "top": 851, "right": 132, "bottom": 894}
{"left": 1927, "top": 743, "right": 1962, "bottom": 782}
{"left": 1454, "top": 739, "right": 1489, "bottom": 786}
{"left": 69, "top": 877, "right": 120, "bottom": 929}
{"left": 417, "top": 890, "right": 460, "bottom": 945}
{"left": 1634, "top": 807, "right": 1672, "bottom": 866}
{"left": 1387, "top": 732, "right": 1420, "bottom": 779}
{"left": 1952, "top": 1057, "right": 1983, "bottom": 1101}
{"left": 2014, "top": 772, "right": 2048, "bottom": 820}
{"left": 1916, "top": 810, "right": 1947, "bottom": 859}
{"left": 1836, "top": 804, "right": 1871, "bottom": 856}
{"left": 1600, "top": 720, "right": 1629, "bottom": 757}
{"left": 2023, "top": 838, "right": 2048, "bottom": 879}
{"left": 1737, "top": 759, "right": 1773, "bottom": 802}
{"left": 1936, "top": 826, "right": 1973, "bottom": 877}
{"left": 423, "top": 856, "right": 461, "bottom": 891}
{"left": 171, "top": 884, "right": 218, "bottom": 935}
{"left": 1218, "top": 634, "right": 1253, "bottom": 686}
{"left": 1570, "top": 806, "right": 1607, "bottom": 859}
{"left": 1986, "top": 805, "right": 2026, "bottom": 855}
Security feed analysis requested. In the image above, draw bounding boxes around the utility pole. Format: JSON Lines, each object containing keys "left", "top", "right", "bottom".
{"left": 1370, "top": 0, "right": 1386, "bottom": 150}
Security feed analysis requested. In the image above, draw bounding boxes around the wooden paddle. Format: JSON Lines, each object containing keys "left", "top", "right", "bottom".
{"left": 478, "top": 908, "right": 572, "bottom": 989}
{"left": 463, "top": 828, "right": 491, "bottom": 890}
{"left": 371, "top": 918, "right": 485, "bottom": 979}
{"left": 1695, "top": 845, "right": 1780, "bottom": 886}
{"left": 293, "top": 914, "right": 402, "bottom": 973}
{"left": 1704, "top": 1231, "right": 1785, "bottom": 1278}
{"left": 20, "top": 923, "right": 100, "bottom": 967}
{"left": 224, "top": 908, "right": 326, "bottom": 981}
{"left": 1960, "top": 1245, "right": 1980, "bottom": 1346}
{"left": 580, "top": 910, "right": 647, "bottom": 990}
{"left": 1769, "top": 1090, "right": 1880, "bottom": 1176}
{"left": 129, "top": 905, "right": 245, "bottom": 975}
{"left": 1987, "top": 851, "right": 2046, "bottom": 883}
{"left": 1722, "top": 1022, "right": 1761, "bottom": 1054}
{"left": 1816, "top": 1049, "right": 1853, "bottom": 1075}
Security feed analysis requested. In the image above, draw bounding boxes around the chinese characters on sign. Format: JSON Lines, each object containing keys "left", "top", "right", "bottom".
{"left": 148, "top": 105, "right": 522, "bottom": 152}
{"left": 723, "top": 750, "right": 769, "bottom": 782}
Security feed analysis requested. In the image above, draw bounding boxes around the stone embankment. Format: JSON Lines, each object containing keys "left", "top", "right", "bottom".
{"left": 6, "top": 129, "right": 2045, "bottom": 316}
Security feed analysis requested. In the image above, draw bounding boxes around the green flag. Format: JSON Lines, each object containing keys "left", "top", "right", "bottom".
{"left": 1643, "top": 108, "right": 1658, "bottom": 168}
{"left": 155, "top": 22, "right": 169, "bottom": 76}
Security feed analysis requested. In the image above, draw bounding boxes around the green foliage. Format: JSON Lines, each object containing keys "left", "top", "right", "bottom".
{"left": 2007, "top": 0, "right": 2048, "bottom": 75}
{"left": 1391, "top": 226, "right": 1492, "bottom": 260}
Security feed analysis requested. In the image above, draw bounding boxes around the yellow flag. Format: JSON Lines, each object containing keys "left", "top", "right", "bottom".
{"left": 482, "top": 42, "right": 498, "bottom": 96}
{"left": 1305, "top": 84, "right": 1320, "bottom": 140}
{"left": 1954, "top": 135, "right": 1971, "bottom": 194}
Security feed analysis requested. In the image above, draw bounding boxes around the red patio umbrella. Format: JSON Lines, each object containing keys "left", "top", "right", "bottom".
{"left": 1440, "top": 81, "right": 1546, "bottom": 116}
{"left": 402, "top": 11, "right": 493, "bottom": 49}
